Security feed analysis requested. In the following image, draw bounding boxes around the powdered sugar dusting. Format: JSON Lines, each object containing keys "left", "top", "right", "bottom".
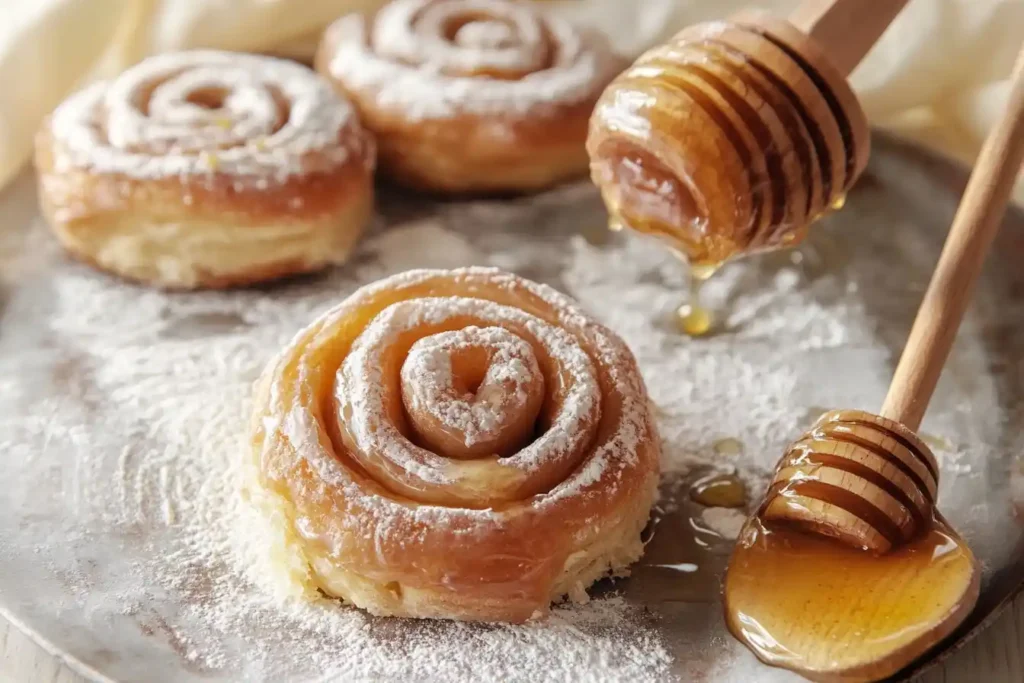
{"left": 325, "top": 0, "right": 621, "bottom": 120}
{"left": 0, "top": 205, "right": 676, "bottom": 680}
{"left": 2, "top": 149, "right": 1019, "bottom": 681}
{"left": 48, "top": 50, "right": 373, "bottom": 183}
{"left": 376, "top": 0, "right": 548, "bottom": 75}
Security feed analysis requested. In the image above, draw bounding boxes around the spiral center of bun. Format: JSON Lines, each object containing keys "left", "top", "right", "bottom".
{"left": 109, "top": 64, "right": 288, "bottom": 156}
{"left": 401, "top": 326, "right": 545, "bottom": 460}
{"left": 49, "top": 50, "right": 366, "bottom": 182}
{"left": 334, "top": 294, "right": 602, "bottom": 508}
{"left": 373, "top": 0, "right": 550, "bottom": 78}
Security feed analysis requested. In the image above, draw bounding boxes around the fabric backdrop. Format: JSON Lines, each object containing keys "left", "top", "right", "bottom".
{"left": 1, "top": 0, "right": 1021, "bottom": 196}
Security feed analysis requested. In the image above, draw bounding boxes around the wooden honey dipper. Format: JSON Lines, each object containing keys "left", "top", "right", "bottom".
{"left": 724, "top": 45, "right": 1024, "bottom": 683}
{"left": 586, "top": 0, "right": 908, "bottom": 268}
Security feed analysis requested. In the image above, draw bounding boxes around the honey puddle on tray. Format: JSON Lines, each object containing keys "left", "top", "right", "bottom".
{"left": 724, "top": 515, "right": 979, "bottom": 678}
{"left": 689, "top": 473, "right": 746, "bottom": 508}
{"left": 611, "top": 469, "right": 749, "bottom": 605}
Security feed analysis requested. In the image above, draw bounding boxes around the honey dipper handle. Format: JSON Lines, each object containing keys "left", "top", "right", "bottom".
{"left": 881, "top": 47, "right": 1024, "bottom": 431}
{"left": 789, "top": 0, "right": 909, "bottom": 75}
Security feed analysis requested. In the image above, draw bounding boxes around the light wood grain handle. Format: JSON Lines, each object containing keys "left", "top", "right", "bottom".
{"left": 881, "top": 47, "right": 1024, "bottom": 430}
{"left": 789, "top": 0, "right": 909, "bottom": 75}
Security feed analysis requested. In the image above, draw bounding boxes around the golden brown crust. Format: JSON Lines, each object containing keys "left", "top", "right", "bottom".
{"left": 247, "top": 267, "right": 660, "bottom": 622}
{"left": 36, "top": 125, "right": 374, "bottom": 290}
{"left": 315, "top": 0, "right": 623, "bottom": 195}
{"left": 337, "top": 94, "right": 595, "bottom": 195}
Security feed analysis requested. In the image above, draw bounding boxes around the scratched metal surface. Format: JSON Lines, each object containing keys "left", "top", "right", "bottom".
{"left": 0, "top": 135, "right": 1022, "bottom": 682}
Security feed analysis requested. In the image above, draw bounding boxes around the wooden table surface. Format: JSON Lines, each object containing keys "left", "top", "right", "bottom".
{"left": 1, "top": 594, "right": 1021, "bottom": 682}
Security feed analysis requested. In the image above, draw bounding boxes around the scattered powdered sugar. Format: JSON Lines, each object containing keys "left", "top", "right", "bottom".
{"left": 0, "top": 207, "right": 676, "bottom": 681}
{"left": 1, "top": 164, "right": 1018, "bottom": 682}
{"left": 48, "top": 50, "right": 372, "bottom": 183}
{"left": 325, "top": 0, "right": 621, "bottom": 120}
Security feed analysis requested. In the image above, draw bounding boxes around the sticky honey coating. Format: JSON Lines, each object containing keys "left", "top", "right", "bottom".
{"left": 725, "top": 516, "right": 979, "bottom": 682}
{"left": 761, "top": 409, "right": 938, "bottom": 554}
{"left": 725, "top": 408, "right": 979, "bottom": 681}
{"left": 586, "top": 18, "right": 869, "bottom": 267}
{"left": 247, "top": 267, "right": 660, "bottom": 622}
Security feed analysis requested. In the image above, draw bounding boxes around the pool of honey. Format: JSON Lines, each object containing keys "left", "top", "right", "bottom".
{"left": 724, "top": 516, "right": 979, "bottom": 681}
{"left": 596, "top": 470, "right": 746, "bottom": 605}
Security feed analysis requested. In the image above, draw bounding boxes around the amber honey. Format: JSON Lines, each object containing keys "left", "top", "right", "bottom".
{"left": 713, "top": 437, "right": 744, "bottom": 457}
{"left": 724, "top": 515, "right": 979, "bottom": 681}
{"left": 623, "top": 473, "right": 737, "bottom": 605}
{"left": 676, "top": 265, "right": 718, "bottom": 337}
{"left": 599, "top": 149, "right": 718, "bottom": 267}
{"left": 587, "top": 16, "right": 871, "bottom": 343}
{"left": 689, "top": 472, "right": 746, "bottom": 508}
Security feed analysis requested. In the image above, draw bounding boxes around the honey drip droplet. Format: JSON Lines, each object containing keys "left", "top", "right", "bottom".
{"left": 713, "top": 437, "right": 744, "bottom": 457}
{"left": 690, "top": 473, "right": 747, "bottom": 508}
{"left": 676, "top": 302, "right": 712, "bottom": 337}
{"left": 676, "top": 264, "right": 718, "bottom": 337}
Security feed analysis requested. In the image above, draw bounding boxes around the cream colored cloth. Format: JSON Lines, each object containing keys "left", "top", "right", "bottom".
{"left": 1, "top": 0, "right": 1021, "bottom": 195}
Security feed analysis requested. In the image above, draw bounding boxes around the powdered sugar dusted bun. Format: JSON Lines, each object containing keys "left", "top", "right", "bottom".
{"left": 248, "top": 267, "right": 659, "bottom": 622}
{"left": 316, "top": 0, "right": 622, "bottom": 194}
{"left": 35, "top": 50, "right": 376, "bottom": 289}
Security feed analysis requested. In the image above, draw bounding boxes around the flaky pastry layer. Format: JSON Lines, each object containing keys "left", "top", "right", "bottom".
{"left": 35, "top": 138, "right": 374, "bottom": 289}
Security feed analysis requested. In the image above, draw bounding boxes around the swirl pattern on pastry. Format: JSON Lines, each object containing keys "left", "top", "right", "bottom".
{"left": 35, "top": 50, "right": 376, "bottom": 289}
{"left": 316, "top": 0, "right": 622, "bottom": 193}
{"left": 248, "top": 267, "right": 659, "bottom": 622}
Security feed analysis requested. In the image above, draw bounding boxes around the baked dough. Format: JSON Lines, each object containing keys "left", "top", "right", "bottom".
{"left": 316, "top": 0, "right": 622, "bottom": 194}
{"left": 35, "top": 50, "right": 376, "bottom": 289}
{"left": 247, "top": 267, "right": 660, "bottom": 622}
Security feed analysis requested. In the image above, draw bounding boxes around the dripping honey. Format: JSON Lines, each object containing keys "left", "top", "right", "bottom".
{"left": 605, "top": 200, "right": 719, "bottom": 337}
{"left": 724, "top": 515, "right": 978, "bottom": 680}
{"left": 599, "top": 149, "right": 716, "bottom": 265}
{"left": 675, "top": 263, "right": 718, "bottom": 337}
{"left": 601, "top": 148, "right": 852, "bottom": 338}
